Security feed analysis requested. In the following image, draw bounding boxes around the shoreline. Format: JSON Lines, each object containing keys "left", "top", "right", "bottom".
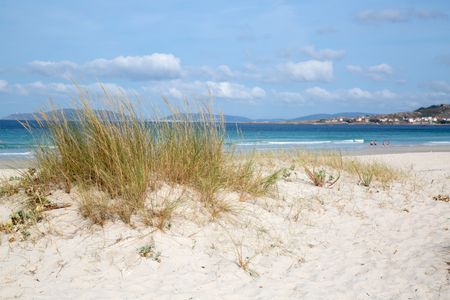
{"left": 236, "top": 122, "right": 450, "bottom": 126}
{"left": 2, "top": 145, "right": 450, "bottom": 169}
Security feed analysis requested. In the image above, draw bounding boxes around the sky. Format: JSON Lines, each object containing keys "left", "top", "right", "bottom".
{"left": 0, "top": 0, "right": 449, "bottom": 119}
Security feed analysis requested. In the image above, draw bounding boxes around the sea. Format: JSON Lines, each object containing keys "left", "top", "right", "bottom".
{"left": 1, "top": 120, "right": 450, "bottom": 159}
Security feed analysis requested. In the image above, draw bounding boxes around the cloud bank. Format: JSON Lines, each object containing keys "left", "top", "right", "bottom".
{"left": 356, "top": 9, "right": 447, "bottom": 23}
{"left": 30, "top": 53, "right": 182, "bottom": 81}
{"left": 280, "top": 60, "right": 333, "bottom": 82}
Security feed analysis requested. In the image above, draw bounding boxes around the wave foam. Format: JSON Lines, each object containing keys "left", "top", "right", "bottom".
{"left": 426, "top": 141, "right": 450, "bottom": 145}
{"left": 0, "top": 151, "right": 33, "bottom": 156}
{"left": 235, "top": 139, "right": 364, "bottom": 146}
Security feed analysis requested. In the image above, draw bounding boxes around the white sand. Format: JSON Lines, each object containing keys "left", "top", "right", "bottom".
{"left": 1, "top": 152, "right": 449, "bottom": 299}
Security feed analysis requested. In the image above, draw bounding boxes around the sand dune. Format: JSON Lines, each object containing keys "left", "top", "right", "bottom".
{"left": 1, "top": 152, "right": 449, "bottom": 299}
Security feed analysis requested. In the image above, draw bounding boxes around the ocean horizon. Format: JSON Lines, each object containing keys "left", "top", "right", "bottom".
{"left": 1, "top": 120, "right": 450, "bottom": 159}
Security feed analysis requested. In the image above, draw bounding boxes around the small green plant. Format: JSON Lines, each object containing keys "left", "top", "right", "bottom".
{"left": 10, "top": 209, "right": 36, "bottom": 225}
{"left": 282, "top": 165, "right": 295, "bottom": 180}
{"left": 1, "top": 208, "right": 41, "bottom": 240}
{"left": 138, "top": 244, "right": 161, "bottom": 262}
{"left": 0, "top": 168, "right": 72, "bottom": 239}
{"left": 19, "top": 168, "right": 51, "bottom": 206}
{"left": 260, "top": 169, "right": 283, "bottom": 191}
{"left": 354, "top": 164, "right": 374, "bottom": 187}
{"left": 304, "top": 166, "right": 340, "bottom": 188}
{"left": 138, "top": 245, "right": 153, "bottom": 257}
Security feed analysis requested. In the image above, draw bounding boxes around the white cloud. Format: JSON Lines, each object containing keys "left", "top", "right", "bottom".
{"left": 85, "top": 54, "right": 181, "bottom": 80}
{"left": 275, "top": 87, "right": 397, "bottom": 104}
{"left": 12, "top": 81, "right": 75, "bottom": 96}
{"left": 368, "top": 63, "right": 393, "bottom": 75}
{"left": 30, "top": 53, "right": 182, "bottom": 81}
{"left": 356, "top": 9, "right": 407, "bottom": 23}
{"left": 375, "top": 89, "right": 397, "bottom": 98}
{"left": 304, "top": 86, "right": 336, "bottom": 99}
{"left": 280, "top": 60, "right": 333, "bottom": 82}
{"left": 0, "top": 80, "right": 8, "bottom": 92}
{"left": 30, "top": 60, "right": 79, "bottom": 79}
{"left": 195, "top": 64, "right": 235, "bottom": 80}
{"left": 150, "top": 80, "right": 266, "bottom": 101}
{"left": 356, "top": 9, "right": 447, "bottom": 23}
{"left": 346, "top": 63, "right": 394, "bottom": 80}
{"left": 347, "top": 88, "right": 373, "bottom": 99}
{"left": 347, "top": 88, "right": 397, "bottom": 99}
{"left": 206, "top": 81, "right": 266, "bottom": 99}
{"left": 8, "top": 81, "right": 126, "bottom": 97}
{"left": 301, "top": 45, "right": 345, "bottom": 60}
{"left": 346, "top": 65, "right": 363, "bottom": 73}
{"left": 274, "top": 91, "right": 305, "bottom": 103}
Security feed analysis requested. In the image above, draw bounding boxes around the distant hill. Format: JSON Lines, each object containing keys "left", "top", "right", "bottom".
{"left": 414, "top": 104, "right": 450, "bottom": 118}
{"left": 374, "top": 104, "right": 450, "bottom": 119}
{"left": 4, "top": 105, "right": 446, "bottom": 123}
{"left": 290, "top": 112, "right": 372, "bottom": 122}
{"left": 165, "top": 112, "right": 372, "bottom": 123}
{"left": 2, "top": 108, "right": 124, "bottom": 121}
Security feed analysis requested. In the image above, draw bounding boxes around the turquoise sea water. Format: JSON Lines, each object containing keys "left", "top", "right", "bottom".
{"left": 1, "top": 120, "right": 450, "bottom": 159}
{"left": 226, "top": 123, "right": 450, "bottom": 151}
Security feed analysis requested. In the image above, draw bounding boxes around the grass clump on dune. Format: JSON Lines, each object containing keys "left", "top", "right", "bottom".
{"left": 294, "top": 150, "right": 402, "bottom": 186}
{"left": 26, "top": 87, "right": 278, "bottom": 225}
{"left": 34, "top": 91, "right": 153, "bottom": 223}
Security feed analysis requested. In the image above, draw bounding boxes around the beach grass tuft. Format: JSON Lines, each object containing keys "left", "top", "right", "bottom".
{"left": 295, "top": 150, "right": 402, "bottom": 186}
{"left": 24, "top": 87, "right": 277, "bottom": 225}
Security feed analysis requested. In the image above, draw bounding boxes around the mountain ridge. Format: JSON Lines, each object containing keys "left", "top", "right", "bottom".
{"left": 1, "top": 109, "right": 124, "bottom": 121}
{"left": 2, "top": 104, "right": 448, "bottom": 123}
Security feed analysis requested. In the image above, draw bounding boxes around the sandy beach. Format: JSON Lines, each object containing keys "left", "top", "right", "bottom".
{"left": 0, "top": 150, "right": 448, "bottom": 299}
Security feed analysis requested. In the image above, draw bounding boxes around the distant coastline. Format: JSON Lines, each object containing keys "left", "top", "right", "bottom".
{"left": 3, "top": 104, "right": 449, "bottom": 125}
{"left": 237, "top": 121, "right": 450, "bottom": 125}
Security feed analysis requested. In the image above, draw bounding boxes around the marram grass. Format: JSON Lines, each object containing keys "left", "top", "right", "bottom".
{"left": 30, "top": 88, "right": 279, "bottom": 224}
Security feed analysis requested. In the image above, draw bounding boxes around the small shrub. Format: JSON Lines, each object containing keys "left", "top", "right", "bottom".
{"left": 282, "top": 165, "right": 295, "bottom": 180}
{"left": 10, "top": 209, "right": 35, "bottom": 225}
{"left": 138, "top": 244, "right": 161, "bottom": 262}
{"left": 304, "top": 166, "right": 340, "bottom": 188}
{"left": 354, "top": 164, "right": 374, "bottom": 187}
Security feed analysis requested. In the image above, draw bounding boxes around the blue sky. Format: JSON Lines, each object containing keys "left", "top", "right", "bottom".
{"left": 0, "top": 0, "right": 449, "bottom": 118}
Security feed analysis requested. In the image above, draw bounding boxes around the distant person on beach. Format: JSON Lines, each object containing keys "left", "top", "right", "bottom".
{"left": 370, "top": 140, "right": 377, "bottom": 146}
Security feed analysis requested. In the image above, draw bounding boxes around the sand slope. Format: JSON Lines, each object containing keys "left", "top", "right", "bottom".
{"left": 1, "top": 152, "right": 449, "bottom": 299}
